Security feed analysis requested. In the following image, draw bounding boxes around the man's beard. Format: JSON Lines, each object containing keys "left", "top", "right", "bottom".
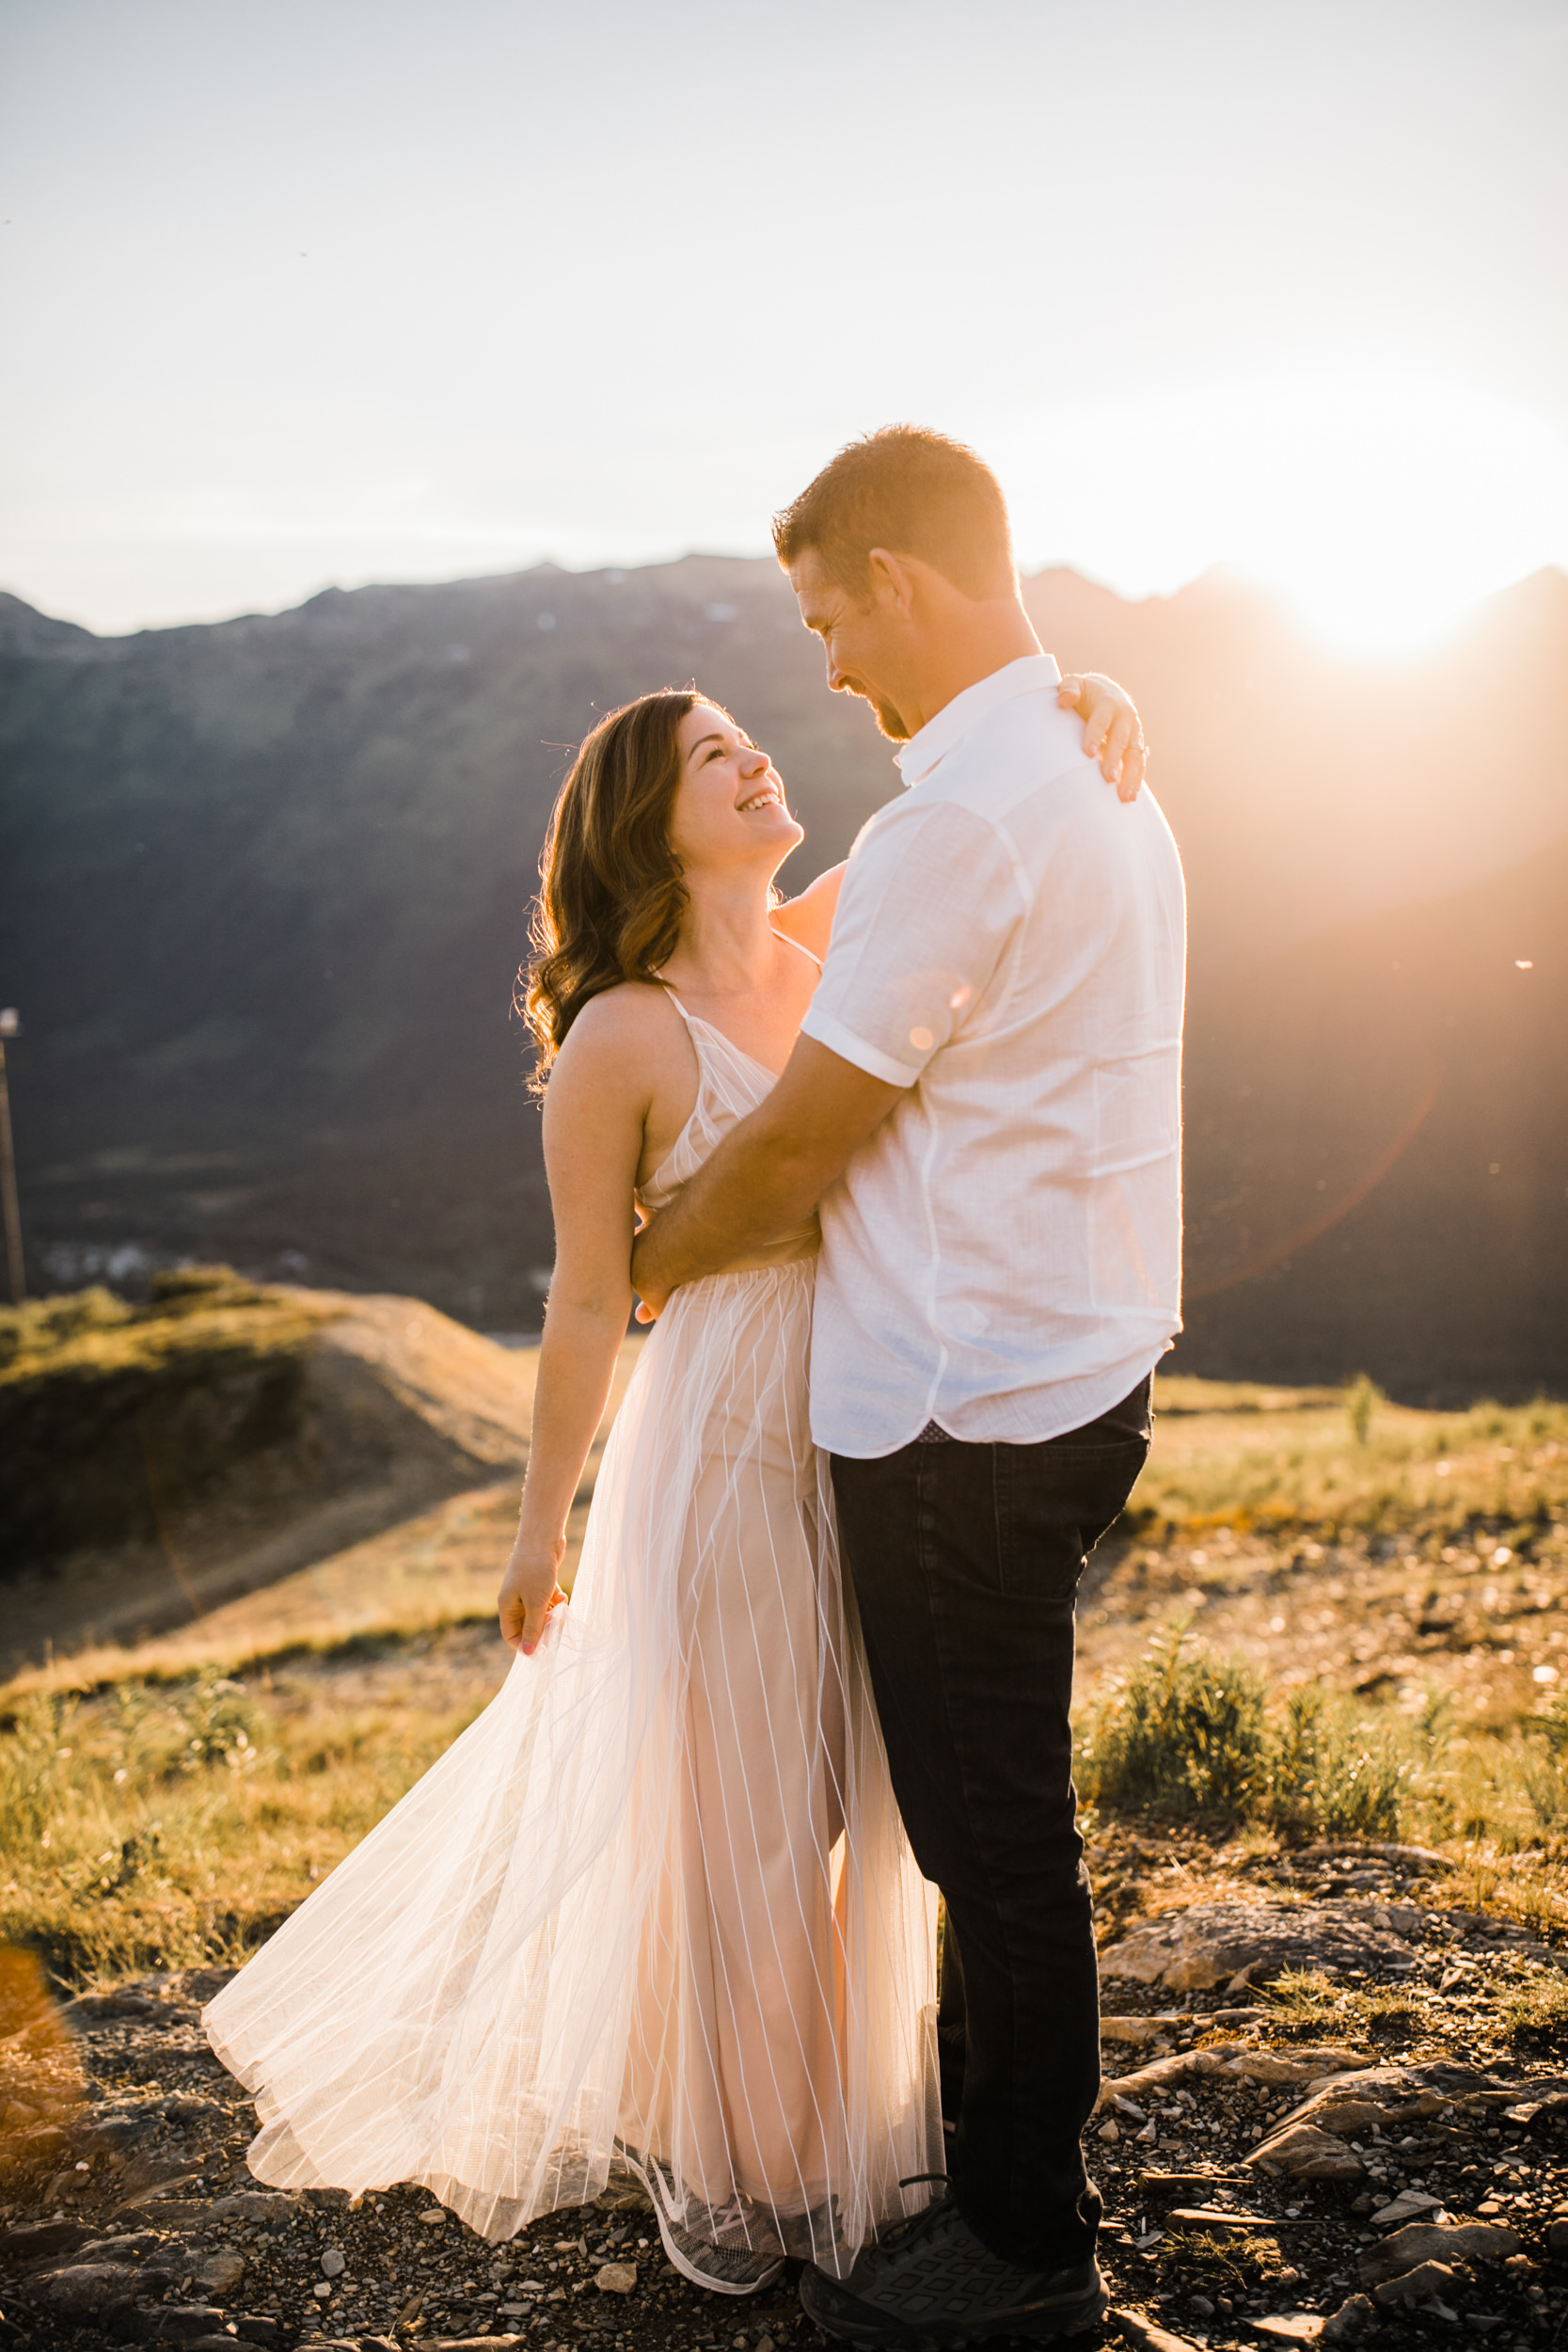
{"left": 841, "top": 672, "right": 910, "bottom": 742}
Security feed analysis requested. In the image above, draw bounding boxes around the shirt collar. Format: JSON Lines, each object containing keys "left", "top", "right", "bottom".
{"left": 894, "top": 653, "right": 1063, "bottom": 790}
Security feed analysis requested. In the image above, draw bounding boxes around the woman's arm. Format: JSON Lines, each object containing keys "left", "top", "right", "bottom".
{"left": 772, "top": 861, "right": 846, "bottom": 961}
{"left": 498, "top": 1003, "right": 651, "bottom": 1654}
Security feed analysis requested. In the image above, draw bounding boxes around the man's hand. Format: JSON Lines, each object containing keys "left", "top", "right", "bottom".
{"left": 1059, "top": 672, "right": 1148, "bottom": 803}
{"left": 632, "top": 1037, "right": 905, "bottom": 1319}
{"left": 498, "top": 1531, "right": 569, "bottom": 1656}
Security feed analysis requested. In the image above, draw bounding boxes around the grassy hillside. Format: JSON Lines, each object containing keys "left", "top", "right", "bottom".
{"left": 0, "top": 1270, "right": 560, "bottom": 1677}
{"left": 0, "top": 1268, "right": 330, "bottom": 1561}
{"left": 5, "top": 1365, "right": 1567, "bottom": 1984}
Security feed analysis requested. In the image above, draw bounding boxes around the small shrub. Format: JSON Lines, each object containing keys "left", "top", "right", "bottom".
{"left": 1344, "top": 1373, "right": 1383, "bottom": 1447}
{"left": 1261, "top": 1686, "right": 1407, "bottom": 1840}
{"left": 1501, "top": 1969, "right": 1568, "bottom": 2057}
{"left": 1081, "top": 1633, "right": 1411, "bottom": 1838}
{"left": 1078, "top": 1630, "right": 1267, "bottom": 1820}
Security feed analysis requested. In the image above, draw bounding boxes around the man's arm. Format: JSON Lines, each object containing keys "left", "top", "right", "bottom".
{"left": 631, "top": 1036, "right": 905, "bottom": 1317}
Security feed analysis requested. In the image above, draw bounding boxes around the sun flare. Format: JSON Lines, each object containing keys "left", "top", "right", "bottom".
{"left": 1000, "top": 371, "right": 1568, "bottom": 659}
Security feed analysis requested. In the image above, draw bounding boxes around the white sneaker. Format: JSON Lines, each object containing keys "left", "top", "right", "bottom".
{"left": 618, "top": 2148, "right": 785, "bottom": 2296}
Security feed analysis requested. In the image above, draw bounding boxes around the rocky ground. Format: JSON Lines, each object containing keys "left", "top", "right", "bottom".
{"left": 3, "top": 1846, "right": 1567, "bottom": 2352}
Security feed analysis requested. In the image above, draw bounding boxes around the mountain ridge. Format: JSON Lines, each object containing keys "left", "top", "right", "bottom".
{"left": 1, "top": 554, "right": 1563, "bottom": 1387}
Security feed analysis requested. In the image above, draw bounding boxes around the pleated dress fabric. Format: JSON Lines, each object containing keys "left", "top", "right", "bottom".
{"left": 204, "top": 996, "right": 942, "bottom": 2266}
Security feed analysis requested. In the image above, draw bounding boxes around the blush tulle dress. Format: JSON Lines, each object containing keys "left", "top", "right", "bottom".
{"left": 203, "top": 991, "right": 941, "bottom": 2267}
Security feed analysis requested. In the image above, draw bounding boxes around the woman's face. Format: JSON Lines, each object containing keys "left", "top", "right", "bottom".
{"left": 667, "top": 704, "right": 803, "bottom": 878}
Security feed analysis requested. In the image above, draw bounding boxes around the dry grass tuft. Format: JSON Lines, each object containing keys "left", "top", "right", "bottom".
{"left": 1501, "top": 1966, "right": 1568, "bottom": 2056}
{"left": 1155, "top": 2227, "right": 1284, "bottom": 2296}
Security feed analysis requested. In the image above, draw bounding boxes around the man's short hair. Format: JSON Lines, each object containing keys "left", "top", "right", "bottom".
{"left": 772, "top": 424, "right": 1016, "bottom": 602}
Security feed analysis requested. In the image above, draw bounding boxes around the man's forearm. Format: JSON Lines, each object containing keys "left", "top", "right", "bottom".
{"left": 633, "top": 1037, "right": 907, "bottom": 1312}
{"left": 634, "top": 1109, "right": 821, "bottom": 1301}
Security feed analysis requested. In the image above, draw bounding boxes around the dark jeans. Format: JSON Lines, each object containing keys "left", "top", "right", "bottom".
{"left": 831, "top": 1376, "right": 1152, "bottom": 2272}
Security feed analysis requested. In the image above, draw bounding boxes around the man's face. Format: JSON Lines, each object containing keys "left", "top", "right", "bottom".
{"left": 786, "top": 547, "right": 911, "bottom": 742}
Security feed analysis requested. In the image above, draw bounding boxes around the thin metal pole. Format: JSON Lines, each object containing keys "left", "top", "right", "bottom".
{"left": 0, "top": 1038, "right": 24, "bottom": 1304}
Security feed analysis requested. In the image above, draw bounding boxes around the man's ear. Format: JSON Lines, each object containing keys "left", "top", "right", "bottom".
{"left": 865, "top": 547, "right": 917, "bottom": 619}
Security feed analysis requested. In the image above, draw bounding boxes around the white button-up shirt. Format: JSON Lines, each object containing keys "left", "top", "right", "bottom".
{"left": 800, "top": 653, "right": 1185, "bottom": 1458}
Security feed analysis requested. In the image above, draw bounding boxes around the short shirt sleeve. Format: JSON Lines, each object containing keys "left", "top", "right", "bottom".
{"left": 800, "top": 797, "right": 1028, "bottom": 1087}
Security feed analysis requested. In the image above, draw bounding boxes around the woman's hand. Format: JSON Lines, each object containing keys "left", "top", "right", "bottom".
{"left": 498, "top": 1528, "right": 569, "bottom": 1656}
{"left": 1058, "top": 672, "right": 1148, "bottom": 803}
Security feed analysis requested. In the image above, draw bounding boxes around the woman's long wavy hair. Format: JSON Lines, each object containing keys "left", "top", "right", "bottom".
{"left": 523, "top": 687, "right": 715, "bottom": 1089}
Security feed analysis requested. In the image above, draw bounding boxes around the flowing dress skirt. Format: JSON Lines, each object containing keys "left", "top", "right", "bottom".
{"left": 204, "top": 1259, "right": 941, "bottom": 2264}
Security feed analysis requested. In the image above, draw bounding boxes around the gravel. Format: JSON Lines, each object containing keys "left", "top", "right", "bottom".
{"left": 3, "top": 1888, "right": 1566, "bottom": 2351}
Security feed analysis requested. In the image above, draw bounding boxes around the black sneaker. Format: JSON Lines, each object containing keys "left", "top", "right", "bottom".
{"left": 799, "top": 2186, "right": 1105, "bottom": 2347}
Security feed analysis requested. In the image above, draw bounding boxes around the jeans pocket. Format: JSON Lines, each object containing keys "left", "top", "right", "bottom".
{"left": 999, "top": 1436, "right": 1150, "bottom": 1597}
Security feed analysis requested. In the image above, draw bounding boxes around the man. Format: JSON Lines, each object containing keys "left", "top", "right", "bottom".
{"left": 632, "top": 426, "right": 1184, "bottom": 2345}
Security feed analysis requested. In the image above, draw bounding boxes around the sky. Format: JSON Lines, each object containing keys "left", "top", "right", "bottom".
{"left": 2, "top": 0, "right": 1566, "bottom": 651}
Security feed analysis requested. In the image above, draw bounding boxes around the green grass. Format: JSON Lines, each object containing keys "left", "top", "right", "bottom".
{"left": 0, "top": 1660, "right": 489, "bottom": 1983}
{"left": 8, "top": 1359, "right": 1568, "bottom": 1987}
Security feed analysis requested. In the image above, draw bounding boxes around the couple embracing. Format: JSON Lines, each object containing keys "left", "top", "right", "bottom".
{"left": 206, "top": 427, "right": 1185, "bottom": 2346}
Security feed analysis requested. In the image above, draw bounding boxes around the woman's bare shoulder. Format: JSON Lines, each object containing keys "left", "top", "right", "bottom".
{"left": 772, "top": 862, "right": 846, "bottom": 961}
{"left": 548, "top": 983, "right": 685, "bottom": 1090}
{"left": 560, "top": 979, "right": 682, "bottom": 1049}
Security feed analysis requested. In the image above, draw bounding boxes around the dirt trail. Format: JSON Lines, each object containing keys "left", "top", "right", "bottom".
{"left": 5, "top": 1322, "right": 642, "bottom": 1687}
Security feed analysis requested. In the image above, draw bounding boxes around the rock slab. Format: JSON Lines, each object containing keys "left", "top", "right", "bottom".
{"left": 1357, "top": 2220, "right": 1521, "bottom": 2287}
{"left": 1100, "top": 1899, "right": 1423, "bottom": 1991}
{"left": 24, "top": 2259, "right": 174, "bottom": 2316}
{"left": 1371, "top": 2257, "right": 1459, "bottom": 2312}
{"left": 1246, "top": 2123, "right": 1364, "bottom": 2182}
{"left": 1320, "top": 2293, "right": 1376, "bottom": 2344}
{"left": 1111, "top": 2313, "right": 1204, "bottom": 2352}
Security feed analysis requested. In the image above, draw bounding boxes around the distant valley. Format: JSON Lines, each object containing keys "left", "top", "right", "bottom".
{"left": 1, "top": 556, "right": 1564, "bottom": 1396}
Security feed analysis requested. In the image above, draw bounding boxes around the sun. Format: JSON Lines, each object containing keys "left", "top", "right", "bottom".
{"left": 1219, "top": 373, "right": 1568, "bottom": 656}
{"left": 1000, "top": 371, "right": 1568, "bottom": 660}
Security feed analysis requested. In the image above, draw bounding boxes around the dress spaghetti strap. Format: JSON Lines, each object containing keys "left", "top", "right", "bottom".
{"left": 774, "top": 926, "right": 823, "bottom": 971}
{"left": 651, "top": 971, "right": 693, "bottom": 1020}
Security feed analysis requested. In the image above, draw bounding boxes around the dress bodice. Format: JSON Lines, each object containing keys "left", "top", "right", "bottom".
{"left": 639, "top": 995, "right": 820, "bottom": 1273}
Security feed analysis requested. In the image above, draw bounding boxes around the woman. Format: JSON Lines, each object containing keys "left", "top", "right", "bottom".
{"left": 204, "top": 673, "right": 1142, "bottom": 2294}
